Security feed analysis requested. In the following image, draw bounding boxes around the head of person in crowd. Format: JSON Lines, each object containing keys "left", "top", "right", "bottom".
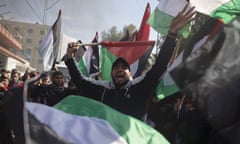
{"left": 30, "top": 71, "right": 39, "bottom": 78}
{"left": 51, "top": 71, "right": 64, "bottom": 89}
{"left": 8, "top": 70, "right": 23, "bottom": 88}
{"left": 111, "top": 57, "right": 132, "bottom": 89}
{"left": 1, "top": 69, "right": 11, "bottom": 79}
{"left": 0, "top": 76, "right": 10, "bottom": 88}
{"left": 41, "top": 73, "right": 50, "bottom": 85}
{"left": 10, "top": 70, "right": 21, "bottom": 83}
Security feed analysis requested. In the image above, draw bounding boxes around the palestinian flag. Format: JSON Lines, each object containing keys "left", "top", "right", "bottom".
{"left": 78, "top": 32, "right": 100, "bottom": 77}
{"left": 170, "top": 18, "right": 240, "bottom": 144}
{"left": 169, "top": 18, "right": 223, "bottom": 89}
{"left": 120, "top": 2, "right": 150, "bottom": 42}
{"left": 136, "top": 2, "right": 151, "bottom": 41}
{"left": 54, "top": 96, "right": 169, "bottom": 144}
{"left": 38, "top": 10, "right": 62, "bottom": 71}
{"left": 147, "top": 0, "right": 190, "bottom": 38}
{"left": 191, "top": 0, "right": 240, "bottom": 24}
{"left": 100, "top": 41, "right": 155, "bottom": 80}
{"left": 77, "top": 3, "right": 152, "bottom": 79}
{"left": 171, "top": 18, "right": 223, "bottom": 70}
{"left": 156, "top": 72, "right": 180, "bottom": 101}
{"left": 4, "top": 87, "right": 169, "bottom": 144}
{"left": 155, "top": 18, "right": 223, "bottom": 100}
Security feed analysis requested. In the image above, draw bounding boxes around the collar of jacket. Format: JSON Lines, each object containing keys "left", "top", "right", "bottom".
{"left": 108, "top": 80, "right": 132, "bottom": 89}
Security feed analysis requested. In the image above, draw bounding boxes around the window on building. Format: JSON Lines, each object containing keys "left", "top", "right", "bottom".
{"left": 14, "top": 27, "right": 20, "bottom": 31}
{"left": 26, "top": 58, "right": 31, "bottom": 62}
{"left": 27, "top": 28, "right": 33, "bottom": 34}
{"left": 40, "top": 30, "right": 45, "bottom": 35}
{"left": 26, "top": 38, "right": 32, "bottom": 43}
{"left": 23, "top": 48, "right": 32, "bottom": 59}
{"left": 38, "top": 59, "right": 42, "bottom": 64}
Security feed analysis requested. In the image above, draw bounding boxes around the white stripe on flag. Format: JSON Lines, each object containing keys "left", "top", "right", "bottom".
{"left": 157, "top": 0, "right": 188, "bottom": 16}
{"left": 26, "top": 102, "right": 127, "bottom": 144}
{"left": 191, "top": 0, "right": 231, "bottom": 15}
{"left": 83, "top": 46, "right": 93, "bottom": 74}
{"left": 38, "top": 29, "right": 54, "bottom": 71}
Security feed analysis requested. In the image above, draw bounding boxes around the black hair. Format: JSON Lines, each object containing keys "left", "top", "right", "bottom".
{"left": 112, "top": 57, "right": 130, "bottom": 70}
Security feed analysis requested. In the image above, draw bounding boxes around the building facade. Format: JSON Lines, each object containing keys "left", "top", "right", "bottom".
{"left": 0, "top": 20, "right": 50, "bottom": 72}
{"left": 0, "top": 20, "right": 82, "bottom": 74}
{"left": 0, "top": 22, "right": 33, "bottom": 75}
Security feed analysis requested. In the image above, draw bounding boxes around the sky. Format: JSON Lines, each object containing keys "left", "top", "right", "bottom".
{"left": 1, "top": 0, "right": 159, "bottom": 42}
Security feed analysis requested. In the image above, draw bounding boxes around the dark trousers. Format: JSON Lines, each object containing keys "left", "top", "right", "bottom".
{"left": 0, "top": 112, "right": 13, "bottom": 144}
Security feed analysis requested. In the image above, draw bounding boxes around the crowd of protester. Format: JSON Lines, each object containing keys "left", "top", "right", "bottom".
{"left": 0, "top": 67, "right": 83, "bottom": 143}
{"left": 1, "top": 21, "right": 239, "bottom": 143}
{"left": 0, "top": 67, "right": 207, "bottom": 144}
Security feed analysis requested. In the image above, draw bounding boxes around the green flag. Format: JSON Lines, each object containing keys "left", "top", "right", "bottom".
{"left": 191, "top": 0, "right": 240, "bottom": 24}
{"left": 147, "top": 0, "right": 190, "bottom": 38}
{"left": 54, "top": 96, "right": 170, "bottom": 144}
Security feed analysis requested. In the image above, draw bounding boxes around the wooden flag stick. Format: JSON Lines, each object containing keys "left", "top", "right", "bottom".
{"left": 74, "top": 42, "right": 100, "bottom": 47}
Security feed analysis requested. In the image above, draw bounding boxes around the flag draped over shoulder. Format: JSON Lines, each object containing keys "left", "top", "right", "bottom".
{"left": 191, "top": 0, "right": 240, "bottom": 24}
{"left": 148, "top": 0, "right": 189, "bottom": 37}
{"left": 38, "top": 10, "right": 62, "bottom": 71}
{"left": 78, "top": 32, "right": 99, "bottom": 77}
{"left": 100, "top": 41, "right": 155, "bottom": 80}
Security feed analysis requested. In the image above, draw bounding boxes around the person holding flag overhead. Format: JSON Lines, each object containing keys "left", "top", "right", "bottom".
{"left": 65, "top": 4, "right": 196, "bottom": 120}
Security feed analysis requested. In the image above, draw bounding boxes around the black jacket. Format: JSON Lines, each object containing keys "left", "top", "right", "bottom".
{"left": 65, "top": 35, "right": 177, "bottom": 120}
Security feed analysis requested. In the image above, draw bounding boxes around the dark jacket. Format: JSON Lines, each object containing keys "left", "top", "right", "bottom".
{"left": 65, "top": 35, "right": 177, "bottom": 120}
{"left": 39, "top": 84, "right": 72, "bottom": 106}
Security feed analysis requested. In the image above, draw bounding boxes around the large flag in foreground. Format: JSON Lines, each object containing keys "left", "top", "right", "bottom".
{"left": 4, "top": 87, "right": 169, "bottom": 144}
{"left": 191, "top": 0, "right": 240, "bottom": 24}
{"left": 54, "top": 96, "right": 169, "bottom": 144}
{"left": 38, "top": 10, "right": 62, "bottom": 71}
{"left": 170, "top": 20, "right": 240, "bottom": 144}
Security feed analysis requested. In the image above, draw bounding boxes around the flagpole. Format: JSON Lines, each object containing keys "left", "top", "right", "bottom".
{"left": 60, "top": 42, "right": 100, "bottom": 62}
{"left": 43, "top": 0, "right": 48, "bottom": 24}
{"left": 74, "top": 42, "right": 100, "bottom": 47}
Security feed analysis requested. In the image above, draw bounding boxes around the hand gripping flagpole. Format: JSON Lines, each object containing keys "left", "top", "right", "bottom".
{"left": 61, "top": 42, "right": 100, "bottom": 61}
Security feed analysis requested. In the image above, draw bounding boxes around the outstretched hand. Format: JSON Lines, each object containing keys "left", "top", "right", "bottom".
{"left": 169, "top": 3, "right": 196, "bottom": 33}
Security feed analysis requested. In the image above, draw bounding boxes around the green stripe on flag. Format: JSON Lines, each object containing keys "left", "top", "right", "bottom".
{"left": 54, "top": 96, "right": 170, "bottom": 144}
{"left": 191, "top": 0, "right": 240, "bottom": 24}
{"left": 100, "top": 46, "right": 118, "bottom": 80}
{"left": 148, "top": 8, "right": 173, "bottom": 35}
{"left": 148, "top": 5, "right": 190, "bottom": 38}
{"left": 78, "top": 59, "right": 89, "bottom": 77}
{"left": 156, "top": 80, "right": 180, "bottom": 101}
{"left": 210, "top": 0, "right": 240, "bottom": 24}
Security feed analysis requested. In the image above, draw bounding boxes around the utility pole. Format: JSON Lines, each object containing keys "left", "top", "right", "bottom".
{"left": 43, "top": 0, "right": 60, "bottom": 24}
{"left": 43, "top": 0, "right": 48, "bottom": 24}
